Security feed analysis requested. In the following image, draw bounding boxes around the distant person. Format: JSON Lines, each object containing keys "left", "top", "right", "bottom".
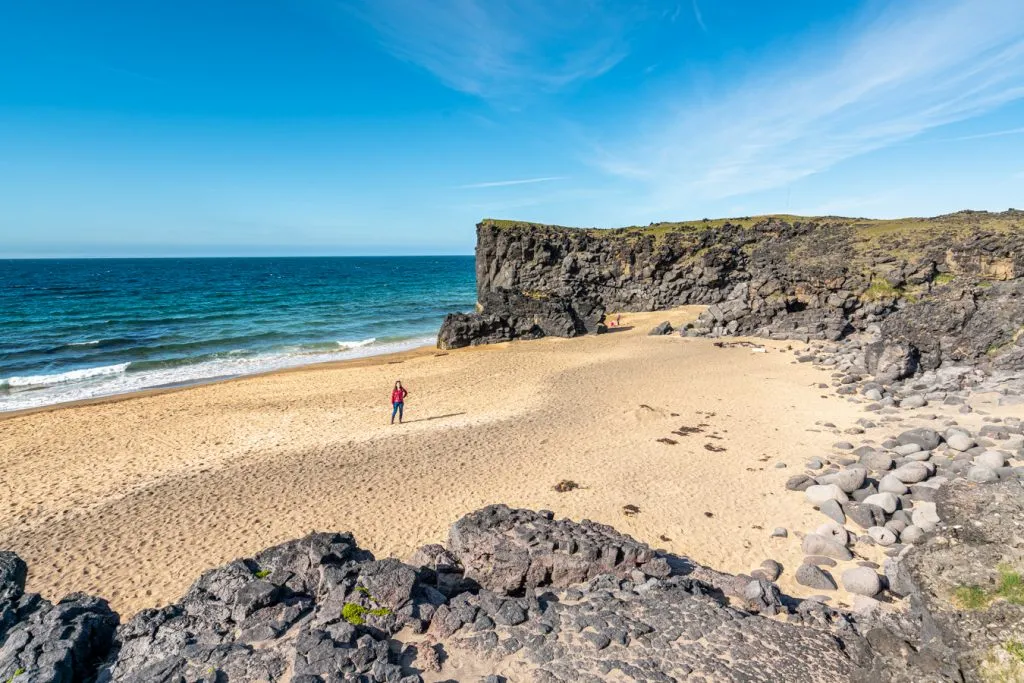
{"left": 391, "top": 380, "right": 409, "bottom": 424}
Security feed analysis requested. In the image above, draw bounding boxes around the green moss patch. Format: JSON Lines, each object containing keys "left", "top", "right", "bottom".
{"left": 341, "top": 602, "right": 392, "bottom": 626}
{"left": 954, "top": 565, "right": 1024, "bottom": 610}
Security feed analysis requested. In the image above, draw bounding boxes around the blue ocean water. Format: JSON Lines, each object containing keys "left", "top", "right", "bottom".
{"left": 0, "top": 257, "right": 476, "bottom": 412}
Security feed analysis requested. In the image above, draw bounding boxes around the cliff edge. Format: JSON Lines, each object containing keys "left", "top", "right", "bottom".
{"left": 437, "top": 211, "right": 1024, "bottom": 376}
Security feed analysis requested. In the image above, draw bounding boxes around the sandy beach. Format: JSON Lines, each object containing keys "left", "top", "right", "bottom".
{"left": 0, "top": 307, "right": 915, "bottom": 616}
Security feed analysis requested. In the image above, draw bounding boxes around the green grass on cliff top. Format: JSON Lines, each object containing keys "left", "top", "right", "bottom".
{"left": 481, "top": 209, "right": 1022, "bottom": 241}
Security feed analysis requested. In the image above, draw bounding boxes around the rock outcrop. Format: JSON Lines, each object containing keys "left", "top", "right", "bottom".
{"left": 438, "top": 211, "right": 1024, "bottom": 373}
{"left": 4, "top": 484, "right": 1023, "bottom": 681}
{"left": 0, "top": 551, "right": 118, "bottom": 683}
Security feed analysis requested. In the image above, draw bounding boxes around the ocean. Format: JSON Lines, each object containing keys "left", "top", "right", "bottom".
{"left": 0, "top": 256, "right": 476, "bottom": 412}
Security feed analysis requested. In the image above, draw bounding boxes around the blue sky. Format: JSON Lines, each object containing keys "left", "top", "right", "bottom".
{"left": 2, "top": 0, "right": 1023, "bottom": 257}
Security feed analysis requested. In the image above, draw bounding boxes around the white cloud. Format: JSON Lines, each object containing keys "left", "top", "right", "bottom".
{"left": 344, "top": 0, "right": 646, "bottom": 99}
{"left": 595, "top": 0, "right": 1024, "bottom": 211}
{"left": 456, "top": 176, "right": 565, "bottom": 189}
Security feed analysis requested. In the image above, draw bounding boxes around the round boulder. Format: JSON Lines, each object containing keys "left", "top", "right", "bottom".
{"left": 900, "top": 525, "right": 925, "bottom": 544}
{"left": 863, "top": 492, "right": 899, "bottom": 514}
{"left": 896, "top": 428, "right": 941, "bottom": 451}
{"left": 900, "top": 395, "right": 927, "bottom": 409}
{"left": 867, "top": 526, "right": 897, "bottom": 546}
{"left": 841, "top": 567, "right": 882, "bottom": 597}
{"left": 976, "top": 451, "right": 1007, "bottom": 469}
{"left": 843, "top": 502, "right": 885, "bottom": 529}
{"left": 805, "top": 484, "right": 849, "bottom": 506}
{"left": 967, "top": 465, "right": 998, "bottom": 484}
{"left": 893, "top": 443, "right": 922, "bottom": 456}
{"left": 819, "top": 499, "right": 846, "bottom": 524}
{"left": 862, "top": 452, "right": 894, "bottom": 472}
{"left": 878, "top": 474, "right": 909, "bottom": 495}
{"left": 911, "top": 503, "right": 941, "bottom": 532}
{"left": 946, "top": 433, "right": 975, "bottom": 452}
{"left": 892, "top": 462, "right": 931, "bottom": 484}
{"left": 832, "top": 468, "right": 867, "bottom": 493}
{"left": 796, "top": 563, "right": 837, "bottom": 591}
{"left": 801, "top": 533, "right": 854, "bottom": 561}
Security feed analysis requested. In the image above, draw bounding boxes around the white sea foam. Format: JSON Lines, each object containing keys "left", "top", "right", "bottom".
{"left": 0, "top": 336, "right": 435, "bottom": 412}
{"left": 5, "top": 362, "right": 131, "bottom": 388}
{"left": 68, "top": 340, "right": 102, "bottom": 347}
{"left": 337, "top": 337, "right": 376, "bottom": 350}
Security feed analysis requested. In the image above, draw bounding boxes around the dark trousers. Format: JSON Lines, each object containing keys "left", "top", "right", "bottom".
{"left": 391, "top": 401, "right": 404, "bottom": 422}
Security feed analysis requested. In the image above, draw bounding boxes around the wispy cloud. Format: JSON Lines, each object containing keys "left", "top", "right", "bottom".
{"left": 344, "top": 1, "right": 649, "bottom": 99}
{"left": 691, "top": 0, "right": 707, "bottom": 33}
{"left": 944, "top": 126, "right": 1024, "bottom": 141}
{"left": 457, "top": 177, "right": 566, "bottom": 189}
{"left": 595, "top": 0, "right": 1024, "bottom": 210}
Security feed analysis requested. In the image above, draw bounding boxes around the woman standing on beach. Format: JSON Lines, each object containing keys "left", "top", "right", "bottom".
{"left": 391, "top": 380, "right": 408, "bottom": 424}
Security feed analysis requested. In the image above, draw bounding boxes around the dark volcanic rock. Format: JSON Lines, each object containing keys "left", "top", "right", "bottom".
{"left": 440, "top": 213, "right": 1024, "bottom": 370}
{"left": 438, "top": 290, "right": 604, "bottom": 350}
{"left": 98, "top": 532, "right": 419, "bottom": 683}
{"left": 447, "top": 505, "right": 659, "bottom": 594}
{"left": 0, "top": 552, "right": 117, "bottom": 683}
{"left": 7, "top": 490, "right": 1021, "bottom": 681}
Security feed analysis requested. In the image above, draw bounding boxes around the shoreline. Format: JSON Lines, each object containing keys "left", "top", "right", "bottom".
{"left": 0, "top": 341, "right": 446, "bottom": 422}
{"left": 0, "top": 306, "right": 914, "bottom": 617}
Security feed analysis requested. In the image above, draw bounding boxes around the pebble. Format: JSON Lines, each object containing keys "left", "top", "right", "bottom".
{"left": 841, "top": 567, "right": 882, "bottom": 597}
{"left": 785, "top": 475, "right": 815, "bottom": 492}
{"left": 900, "top": 525, "right": 924, "bottom": 544}
{"left": 802, "top": 555, "right": 838, "bottom": 567}
{"left": 770, "top": 527, "right": 788, "bottom": 538}
{"left": 806, "top": 457, "right": 824, "bottom": 470}
{"left": 833, "top": 442, "right": 855, "bottom": 451}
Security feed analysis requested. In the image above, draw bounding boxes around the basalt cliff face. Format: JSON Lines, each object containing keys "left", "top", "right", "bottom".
{"left": 437, "top": 211, "right": 1024, "bottom": 377}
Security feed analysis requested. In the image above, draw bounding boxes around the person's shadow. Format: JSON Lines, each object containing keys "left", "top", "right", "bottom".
{"left": 400, "top": 412, "right": 467, "bottom": 424}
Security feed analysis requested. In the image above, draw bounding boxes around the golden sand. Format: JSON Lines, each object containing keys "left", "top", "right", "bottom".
{"left": 2, "top": 307, "right": 899, "bottom": 615}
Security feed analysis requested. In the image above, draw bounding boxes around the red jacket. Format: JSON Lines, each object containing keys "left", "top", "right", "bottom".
{"left": 391, "top": 387, "right": 407, "bottom": 404}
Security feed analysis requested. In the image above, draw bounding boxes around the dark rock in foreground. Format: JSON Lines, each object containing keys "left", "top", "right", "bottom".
{"left": 4, "top": 483, "right": 1023, "bottom": 681}
{"left": 0, "top": 551, "right": 118, "bottom": 683}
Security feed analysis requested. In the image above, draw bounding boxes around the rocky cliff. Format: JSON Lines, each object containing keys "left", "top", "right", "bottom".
{"left": 437, "top": 211, "right": 1024, "bottom": 376}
